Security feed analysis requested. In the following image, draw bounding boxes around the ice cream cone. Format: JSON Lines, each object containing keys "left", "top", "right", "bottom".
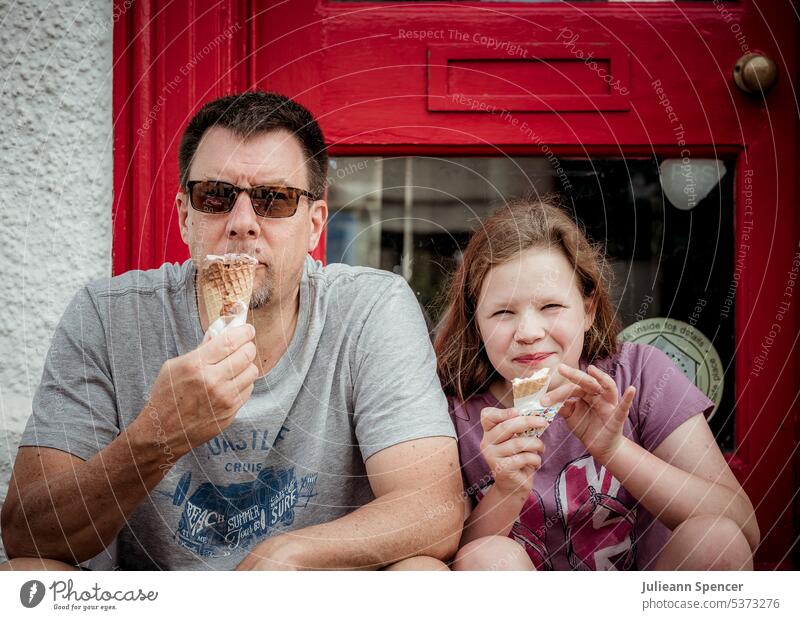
{"left": 512, "top": 368, "right": 556, "bottom": 438}
{"left": 512, "top": 367, "right": 551, "bottom": 400}
{"left": 199, "top": 253, "right": 258, "bottom": 324}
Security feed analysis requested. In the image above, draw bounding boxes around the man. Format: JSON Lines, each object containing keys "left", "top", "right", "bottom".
{"left": 0, "top": 92, "right": 462, "bottom": 570}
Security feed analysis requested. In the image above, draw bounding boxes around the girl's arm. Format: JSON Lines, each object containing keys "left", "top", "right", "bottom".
{"left": 460, "top": 485, "right": 529, "bottom": 545}
{"left": 459, "top": 407, "right": 547, "bottom": 546}
{"left": 601, "top": 414, "right": 759, "bottom": 552}
{"left": 546, "top": 363, "right": 759, "bottom": 552}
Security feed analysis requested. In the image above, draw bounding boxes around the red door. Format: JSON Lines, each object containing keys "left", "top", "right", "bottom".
{"left": 114, "top": 0, "right": 798, "bottom": 567}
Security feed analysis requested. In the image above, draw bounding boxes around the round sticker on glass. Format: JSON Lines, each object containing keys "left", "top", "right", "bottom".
{"left": 619, "top": 318, "right": 723, "bottom": 419}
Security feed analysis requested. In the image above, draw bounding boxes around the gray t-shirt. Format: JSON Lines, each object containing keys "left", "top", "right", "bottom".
{"left": 20, "top": 256, "right": 455, "bottom": 570}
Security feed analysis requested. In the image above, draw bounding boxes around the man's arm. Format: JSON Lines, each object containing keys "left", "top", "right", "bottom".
{"left": 1, "top": 324, "right": 259, "bottom": 564}
{"left": 236, "top": 436, "right": 463, "bottom": 570}
{"left": 1, "top": 429, "right": 184, "bottom": 563}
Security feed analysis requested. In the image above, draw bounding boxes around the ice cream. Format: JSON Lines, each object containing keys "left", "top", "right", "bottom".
{"left": 512, "top": 367, "right": 560, "bottom": 438}
{"left": 199, "top": 253, "right": 258, "bottom": 338}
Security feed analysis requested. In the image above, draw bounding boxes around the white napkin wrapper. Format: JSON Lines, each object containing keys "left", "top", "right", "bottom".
{"left": 207, "top": 300, "right": 248, "bottom": 339}
{"left": 513, "top": 372, "right": 562, "bottom": 438}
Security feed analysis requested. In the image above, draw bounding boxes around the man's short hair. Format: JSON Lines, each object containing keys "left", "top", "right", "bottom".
{"left": 178, "top": 91, "right": 328, "bottom": 198}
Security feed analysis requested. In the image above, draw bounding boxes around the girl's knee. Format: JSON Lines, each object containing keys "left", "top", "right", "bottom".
{"left": 0, "top": 557, "right": 81, "bottom": 571}
{"left": 660, "top": 515, "right": 753, "bottom": 570}
{"left": 679, "top": 514, "right": 751, "bottom": 554}
{"left": 452, "top": 536, "right": 535, "bottom": 571}
{"left": 384, "top": 555, "right": 450, "bottom": 571}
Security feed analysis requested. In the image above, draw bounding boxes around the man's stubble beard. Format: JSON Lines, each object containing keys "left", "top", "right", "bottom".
{"left": 249, "top": 264, "right": 274, "bottom": 309}
{"left": 250, "top": 258, "right": 307, "bottom": 311}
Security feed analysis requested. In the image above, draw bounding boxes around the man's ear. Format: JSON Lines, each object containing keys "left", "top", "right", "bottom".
{"left": 584, "top": 294, "right": 598, "bottom": 332}
{"left": 176, "top": 191, "right": 190, "bottom": 245}
{"left": 307, "top": 199, "right": 328, "bottom": 252}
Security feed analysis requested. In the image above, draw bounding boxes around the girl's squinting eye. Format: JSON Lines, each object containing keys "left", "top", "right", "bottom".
{"left": 543, "top": 303, "right": 564, "bottom": 310}
{"left": 492, "top": 309, "right": 512, "bottom": 317}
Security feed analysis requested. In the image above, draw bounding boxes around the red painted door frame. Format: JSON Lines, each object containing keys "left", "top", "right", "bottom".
{"left": 114, "top": 0, "right": 798, "bottom": 567}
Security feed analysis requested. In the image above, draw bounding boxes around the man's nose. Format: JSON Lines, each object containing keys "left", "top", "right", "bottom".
{"left": 514, "top": 310, "right": 545, "bottom": 342}
{"left": 226, "top": 190, "right": 260, "bottom": 239}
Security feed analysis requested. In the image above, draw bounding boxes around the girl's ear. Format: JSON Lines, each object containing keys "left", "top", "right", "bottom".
{"left": 583, "top": 294, "right": 597, "bottom": 332}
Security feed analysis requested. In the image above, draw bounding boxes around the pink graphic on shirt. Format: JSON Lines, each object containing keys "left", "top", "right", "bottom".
{"left": 555, "top": 455, "right": 637, "bottom": 570}
{"left": 511, "top": 491, "right": 553, "bottom": 571}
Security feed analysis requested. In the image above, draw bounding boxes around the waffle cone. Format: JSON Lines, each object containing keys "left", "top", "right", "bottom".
{"left": 199, "top": 254, "right": 257, "bottom": 323}
{"left": 512, "top": 367, "right": 550, "bottom": 399}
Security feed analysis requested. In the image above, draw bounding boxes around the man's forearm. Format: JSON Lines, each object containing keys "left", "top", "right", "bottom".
{"left": 241, "top": 487, "right": 463, "bottom": 570}
{"left": 4, "top": 411, "right": 189, "bottom": 563}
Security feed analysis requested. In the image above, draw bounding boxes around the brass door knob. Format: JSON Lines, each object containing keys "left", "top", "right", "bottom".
{"left": 733, "top": 53, "right": 778, "bottom": 96}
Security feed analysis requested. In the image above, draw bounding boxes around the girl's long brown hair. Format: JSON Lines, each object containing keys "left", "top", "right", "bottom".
{"left": 434, "top": 198, "right": 620, "bottom": 402}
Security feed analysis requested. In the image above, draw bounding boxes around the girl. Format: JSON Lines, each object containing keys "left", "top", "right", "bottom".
{"left": 435, "top": 199, "right": 758, "bottom": 571}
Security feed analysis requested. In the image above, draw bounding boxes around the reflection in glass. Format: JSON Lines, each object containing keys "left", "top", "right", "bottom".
{"left": 327, "top": 155, "right": 735, "bottom": 449}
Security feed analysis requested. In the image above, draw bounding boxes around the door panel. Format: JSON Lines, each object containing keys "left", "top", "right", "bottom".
{"left": 313, "top": 3, "right": 762, "bottom": 146}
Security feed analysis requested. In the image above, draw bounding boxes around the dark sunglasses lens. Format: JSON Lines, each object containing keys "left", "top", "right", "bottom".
{"left": 192, "top": 182, "right": 234, "bottom": 213}
{"left": 251, "top": 188, "right": 297, "bottom": 218}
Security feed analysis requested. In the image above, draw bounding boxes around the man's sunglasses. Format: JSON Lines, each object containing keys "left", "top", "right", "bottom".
{"left": 186, "top": 180, "right": 317, "bottom": 218}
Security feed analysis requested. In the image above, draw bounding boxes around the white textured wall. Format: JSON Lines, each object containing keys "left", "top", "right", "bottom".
{"left": 0, "top": 0, "right": 113, "bottom": 561}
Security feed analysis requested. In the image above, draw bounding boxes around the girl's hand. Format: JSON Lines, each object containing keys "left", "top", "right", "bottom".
{"left": 479, "top": 407, "right": 548, "bottom": 497}
{"left": 541, "top": 363, "right": 636, "bottom": 463}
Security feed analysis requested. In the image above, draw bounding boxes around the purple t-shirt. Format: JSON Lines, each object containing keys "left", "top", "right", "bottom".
{"left": 450, "top": 342, "right": 714, "bottom": 571}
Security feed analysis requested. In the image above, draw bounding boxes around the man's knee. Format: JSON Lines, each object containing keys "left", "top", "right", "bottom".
{"left": 0, "top": 557, "right": 81, "bottom": 571}
{"left": 452, "top": 536, "right": 534, "bottom": 571}
{"left": 384, "top": 555, "right": 449, "bottom": 571}
{"left": 658, "top": 515, "right": 753, "bottom": 570}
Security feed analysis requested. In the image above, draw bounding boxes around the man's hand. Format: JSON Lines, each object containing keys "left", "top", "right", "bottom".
{"left": 479, "top": 407, "right": 547, "bottom": 497}
{"left": 145, "top": 324, "right": 259, "bottom": 456}
{"left": 235, "top": 538, "right": 298, "bottom": 571}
